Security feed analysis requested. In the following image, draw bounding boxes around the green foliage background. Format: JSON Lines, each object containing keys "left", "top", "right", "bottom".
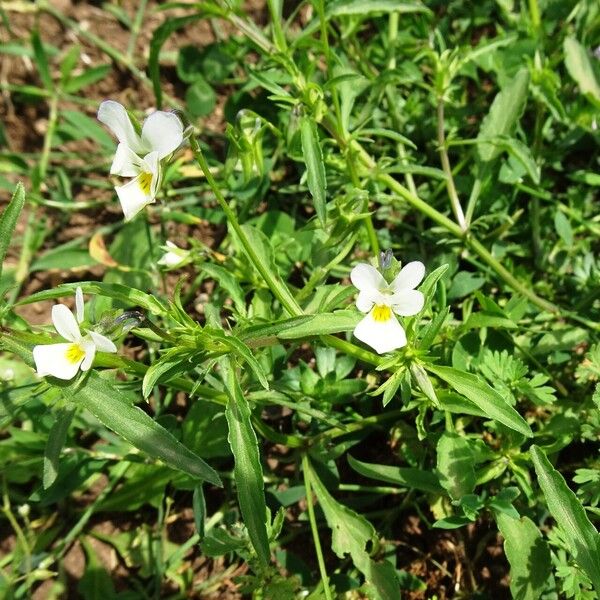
{"left": 0, "top": 0, "right": 599, "bottom": 598}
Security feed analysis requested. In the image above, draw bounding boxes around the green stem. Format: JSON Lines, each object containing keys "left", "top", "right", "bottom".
{"left": 126, "top": 0, "right": 148, "bottom": 60}
{"left": 436, "top": 99, "right": 467, "bottom": 231}
{"left": 528, "top": 0, "right": 541, "bottom": 32}
{"left": 465, "top": 237, "right": 557, "bottom": 313}
{"left": 321, "top": 334, "right": 381, "bottom": 366}
{"left": 266, "top": 0, "right": 287, "bottom": 52}
{"left": 189, "top": 136, "right": 302, "bottom": 317}
{"left": 302, "top": 453, "right": 333, "bottom": 600}
{"left": 311, "top": 409, "right": 405, "bottom": 445}
{"left": 386, "top": 12, "right": 418, "bottom": 197}
{"left": 2, "top": 478, "right": 32, "bottom": 584}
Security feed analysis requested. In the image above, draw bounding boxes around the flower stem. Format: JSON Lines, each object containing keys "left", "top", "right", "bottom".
{"left": 302, "top": 453, "right": 333, "bottom": 600}
{"left": 189, "top": 136, "right": 303, "bottom": 317}
{"left": 436, "top": 99, "right": 467, "bottom": 232}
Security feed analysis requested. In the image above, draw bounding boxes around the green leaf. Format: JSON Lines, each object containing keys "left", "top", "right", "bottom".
{"left": 78, "top": 538, "right": 116, "bottom": 600}
{"left": 564, "top": 37, "right": 600, "bottom": 104}
{"left": 436, "top": 432, "right": 476, "bottom": 501}
{"left": 43, "top": 407, "right": 75, "bottom": 489}
{"left": 63, "top": 64, "right": 111, "bottom": 94}
{"left": 495, "top": 136, "right": 540, "bottom": 184}
{"left": 241, "top": 311, "right": 360, "bottom": 342}
{"left": 18, "top": 281, "right": 168, "bottom": 316}
{"left": 554, "top": 211, "right": 573, "bottom": 246}
{"left": 347, "top": 455, "right": 441, "bottom": 494}
{"left": 530, "top": 445, "right": 600, "bottom": 591}
{"left": 0, "top": 182, "right": 26, "bottom": 283}
{"left": 210, "top": 330, "right": 269, "bottom": 390}
{"left": 61, "top": 110, "right": 114, "bottom": 150}
{"left": 426, "top": 365, "right": 533, "bottom": 437}
{"left": 201, "top": 262, "right": 247, "bottom": 316}
{"left": 142, "top": 347, "right": 191, "bottom": 399}
{"left": 496, "top": 513, "right": 552, "bottom": 600}
{"left": 477, "top": 69, "right": 530, "bottom": 162}
{"left": 325, "top": 0, "right": 430, "bottom": 18}
{"left": 300, "top": 116, "right": 327, "bottom": 226}
{"left": 278, "top": 311, "right": 361, "bottom": 339}
{"left": 221, "top": 357, "right": 270, "bottom": 566}
{"left": 31, "top": 29, "right": 53, "bottom": 90}
{"left": 193, "top": 484, "right": 206, "bottom": 538}
{"left": 73, "top": 371, "right": 221, "bottom": 486}
{"left": 307, "top": 460, "right": 400, "bottom": 600}
{"left": 186, "top": 76, "right": 217, "bottom": 118}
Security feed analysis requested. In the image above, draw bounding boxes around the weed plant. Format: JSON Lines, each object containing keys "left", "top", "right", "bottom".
{"left": 1, "top": 0, "right": 599, "bottom": 598}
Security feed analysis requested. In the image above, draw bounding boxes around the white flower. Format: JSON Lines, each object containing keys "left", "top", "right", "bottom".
{"left": 350, "top": 260, "right": 425, "bottom": 354}
{"left": 157, "top": 241, "right": 190, "bottom": 268}
{"left": 97, "top": 100, "right": 184, "bottom": 221}
{"left": 32, "top": 287, "right": 117, "bottom": 380}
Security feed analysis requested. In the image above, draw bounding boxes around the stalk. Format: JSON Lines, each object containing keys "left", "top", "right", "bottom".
{"left": 302, "top": 454, "right": 333, "bottom": 600}
{"left": 436, "top": 100, "right": 467, "bottom": 231}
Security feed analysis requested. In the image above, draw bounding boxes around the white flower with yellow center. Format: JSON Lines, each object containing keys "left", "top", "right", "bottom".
{"left": 32, "top": 288, "right": 117, "bottom": 380}
{"left": 157, "top": 241, "right": 190, "bottom": 268}
{"left": 350, "top": 260, "right": 425, "bottom": 354}
{"left": 97, "top": 100, "right": 184, "bottom": 221}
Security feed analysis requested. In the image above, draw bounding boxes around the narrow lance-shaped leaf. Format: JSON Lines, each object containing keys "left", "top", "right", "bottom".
{"left": 325, "top": 0, "right": 431, "bottom": 18}
{"left": 530, "top": 445, "right": 600, "bottom": 591}
{"left": 300, "top": 116, "right": 327, "bottom": 226}
{"left": 72, "top": 371, "right": 221, "bottom": 486}
{"left": 31, "top": 29, "right": 53, "bottom": 90}
{"left": 347, "top": 455, "right": 441, "bottom": 494}
{"left": 564, "top": 37, "right": 600, "bottom": 104}
{"left": 43, "top": 406, "right": 76, "bottom": 489}
{"left": 0, "top": 182, "right": 26, "bottom": 283}
{"left": 426, "top": 364, "right": 533, "bottom": 437}
{"left": 18, "top": 281, "right": 168, "bottom": 316}
{"left": 477, "top": 68, "right": 530, "bottom": 162}
{"left": 220, "top": 356, "right": 270, "bottom": 566}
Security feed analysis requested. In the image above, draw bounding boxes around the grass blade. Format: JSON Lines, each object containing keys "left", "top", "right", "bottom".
{"left": 0, "top": 182, "right": 26, "bottom": 283}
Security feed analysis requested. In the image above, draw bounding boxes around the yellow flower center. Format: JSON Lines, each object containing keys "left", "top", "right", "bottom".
{"left": 138, "top": 172, "right": 153, "bottom": 195}
{"left": 372, "top": 304, "right": 392, "bottom": 322}
{"left": 65, "top": 343, "right": 85, "bottom": 364}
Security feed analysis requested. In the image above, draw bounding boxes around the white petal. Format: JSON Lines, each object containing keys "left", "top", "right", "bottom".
{"left": 350, "top": 263, "right": 386, "bottom": 293}
{"left": 33, "top": 343, "right": 83, "bottom": 380}
{"left": 141, "top": 111, "right": 184, "bottom": 159}
{"left": 144, "top": 151, "right": 162, "bottom": 197}
{"left": 80, "top": 338, "right": 97, "bottom": 372}
{"left": 88, "top": 331, "right": 117, "bottom": 353}
{"left": 115, "top": 174, "right": 156, "bottom": 221}
{"left": 75, "top": 287, "right": 84, "bottom": 323}
{"left": 52, "top": 304, "right": 81, "bottom": 342}
{"left": 355, "top": 290, "right": 375, "bottom": 313}
{"left": 391, "top": 261, "right": 425, "bottom": 291}
{"left": 353, "top": 310, "right": 407, "bottom": 354}
{"left": 391, "top": 290, "right": 425, "bottom": 316}
{"left": 97, "top": 100, "right": 145, "bottom": 154}
{"left": 111, "top": 142, "right": 144, "bottom": 177}
{"left": 158, "top": 251, "right": 184, "bottom": 267}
